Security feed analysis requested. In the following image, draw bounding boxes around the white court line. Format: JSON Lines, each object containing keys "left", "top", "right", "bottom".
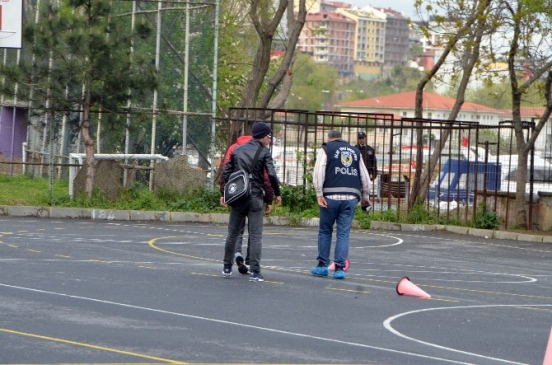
{"left": 398, "top": 232, "right": 552, "bottom": 254}
{"left": 384, "top": 304, "right": 552, "bottom": 365}
{"left": 0, "top": 282, "right": 474, "bottom": 365}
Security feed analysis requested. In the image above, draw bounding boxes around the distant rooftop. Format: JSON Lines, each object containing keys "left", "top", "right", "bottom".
{"left": 338, "top": 91, "right": 498, "bottom": 112}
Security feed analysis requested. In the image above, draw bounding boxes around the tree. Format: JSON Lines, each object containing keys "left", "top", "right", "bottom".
{"left": 226, "top": 0, "right": 307, "bottom": 143}
{"left": 286, "top": 53, "right": 339, "bottom": 112}
{"left": 409, "top": 0, "right": 552, "bottom": 228}
{"left": 500, "top": 0, "right": 552, "bottom": 228}
{"left": 337, "top": 66, "right": 427, "bottom": 101}
{"left": 409, "top": 0, "right": 493, "bottom": 208}
{"left": 0, "top": 0, "right": 156, "bottom": 198}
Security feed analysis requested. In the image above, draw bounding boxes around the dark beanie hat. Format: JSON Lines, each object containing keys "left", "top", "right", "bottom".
{"left": 252, "top": 122, "right": 272, "bottom": 139}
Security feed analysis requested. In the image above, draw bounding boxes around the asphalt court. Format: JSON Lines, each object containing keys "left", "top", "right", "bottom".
{"left": 0, "top": 216, "right": 551, "bottom": 364}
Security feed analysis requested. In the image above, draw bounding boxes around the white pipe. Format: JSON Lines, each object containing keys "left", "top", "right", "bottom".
{"left": 22, "top": 141, "right": 27, "bottom": 174}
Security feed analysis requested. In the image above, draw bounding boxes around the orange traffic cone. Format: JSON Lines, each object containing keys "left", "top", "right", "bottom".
{"left": 543, "top": 326, "right": 552, "bottom": 365}
{"left": 396, "top": 277, "right": 431, "bottom": 299}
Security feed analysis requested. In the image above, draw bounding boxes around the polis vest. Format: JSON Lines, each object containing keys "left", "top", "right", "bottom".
{"left": 322, "top": 140, "right": 362, "bottom": 199}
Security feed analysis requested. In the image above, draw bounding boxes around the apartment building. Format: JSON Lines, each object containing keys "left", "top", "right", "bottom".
{"left": 375, "top": 7, "right": 411, "bottom": 67}
{"left": 298, "top": 12, "right": 356, "bottom": 75}
{"left": 335, "top": 7, "right": 386, "bottom": 78}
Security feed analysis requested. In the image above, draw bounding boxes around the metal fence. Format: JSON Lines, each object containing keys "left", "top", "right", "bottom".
{"left": 225, "top": 108, "right": 549, "bottom": 229}
{"left": 3, "top": 107, "right": 552, "bottom": 229}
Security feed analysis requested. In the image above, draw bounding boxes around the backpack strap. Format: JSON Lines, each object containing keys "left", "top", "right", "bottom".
{"left": 247, "top": 144, "right": 263, "bottom": 176}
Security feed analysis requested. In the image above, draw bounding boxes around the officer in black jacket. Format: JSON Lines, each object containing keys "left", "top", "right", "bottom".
{"left": 220, "top": 122, "right": 281, "bottom": 282}
{"left": 355, "top": 131, "right": 378, "bottom": 179}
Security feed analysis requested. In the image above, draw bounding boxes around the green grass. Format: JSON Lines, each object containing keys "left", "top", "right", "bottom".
{"left": 0, "top": 175, "right": 69, "bottom": 206}
{"left": 0, "top": 175, "right": 314, "bottom": 218}
{"left": 1, "top": 175, "right": 498, "bottom": 230}
{"left": 0, "top": 175, "right": 228, "bottom": 212}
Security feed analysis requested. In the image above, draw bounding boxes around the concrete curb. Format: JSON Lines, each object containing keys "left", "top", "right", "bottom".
{"left": 369, "top": 221, "right": 549, "bottom": 243}
{"left": 1, "top": 205, "right": 549, "bottom": 244}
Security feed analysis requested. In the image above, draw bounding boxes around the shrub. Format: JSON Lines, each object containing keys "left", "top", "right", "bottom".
{"left": 473, "top": 202, "right": 499, "bottom": 229}
{"left": 280, "top": 185, "right": 317, "bottom": 213}
{"left": 405, "top": 203, "right": 440, "bottom": 224}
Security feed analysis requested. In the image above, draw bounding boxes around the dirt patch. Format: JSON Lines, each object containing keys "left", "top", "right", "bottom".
{"left": 0, "top": 155, "right": 23, "bottom": 175}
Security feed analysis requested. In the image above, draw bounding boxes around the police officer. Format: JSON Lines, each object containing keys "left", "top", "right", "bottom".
{"left": 311, "top": 130, "right": 371, "bottom": 279}
{"left": 355, "top": 131, "right": 377, "bottom": 180}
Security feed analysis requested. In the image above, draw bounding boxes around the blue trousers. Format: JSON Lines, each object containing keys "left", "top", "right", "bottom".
{"left": 317, "top": 198, "right": 357, "bottom": 268}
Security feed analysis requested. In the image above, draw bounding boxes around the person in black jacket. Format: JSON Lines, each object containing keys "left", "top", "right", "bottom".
{"left": 355, "top": 131, "right": 377, "bottom": 211}
{"left": 220, "top": 122, "right": 281, "bottom": 282}
{"left": 355, "top": 131, "right": 378, "bottom": 179}
{"left": 219, "top": 134, "right": 276, "bottom": 275}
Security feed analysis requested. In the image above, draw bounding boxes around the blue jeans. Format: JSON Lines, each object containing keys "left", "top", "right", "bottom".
{"left": 223, "top": 194, "right": 264, "bottom": 273}
{"left": 317, "top": 198, "right": 357, "bottom": 268}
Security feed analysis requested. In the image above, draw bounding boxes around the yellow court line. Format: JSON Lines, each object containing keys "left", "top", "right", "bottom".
{"left": 0, "top": 327, "right": 186, "bottom": 364}
{"left": 191, "top": 272, "right": 221, "bottom": 278}
{"left": 148, "top": 236, "right": 219, "bottom": 263}
{"left": 55, "top": 254, "right": 71, "bottom": 258}
{"left": 327, "top": 287, "right": 370, "bottom": 295}
{"left": 190, "top": 272, "right": 284, "bottom": 284}
{"left": 521, "top": 306, "right": 552, "bottom": 312}
{"left": 26, "top": 249, "right": 41, "bottom": 253}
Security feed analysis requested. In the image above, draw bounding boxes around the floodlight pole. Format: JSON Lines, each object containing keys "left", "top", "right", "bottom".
{"left": 182, "top": 0, "right": 190, "bottom": 157}
{"left": 209, "top": 0, "right": 220, "bottom": 189}
{"left": 149, "top": 0, "right": 163, "bottom": 190}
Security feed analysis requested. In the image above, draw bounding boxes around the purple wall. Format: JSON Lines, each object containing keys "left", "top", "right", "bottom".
{"left": 0, "top": 107, "right": 27, "bottom": 158}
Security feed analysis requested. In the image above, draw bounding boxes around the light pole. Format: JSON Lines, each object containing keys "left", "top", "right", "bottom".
{"left": 322, "top": 89, "right": 330, "bottom": 110}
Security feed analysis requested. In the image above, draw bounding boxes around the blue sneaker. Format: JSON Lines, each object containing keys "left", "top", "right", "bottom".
{"left": 311, "top": 265, "right": 329, "bottom": 277}
{"left": 334, "top": 269, "right": 346, "bottom": 280}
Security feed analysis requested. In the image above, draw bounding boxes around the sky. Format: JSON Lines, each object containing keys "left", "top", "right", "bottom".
{"left": 347, "top": 0, "right": 416, "bottom": 18}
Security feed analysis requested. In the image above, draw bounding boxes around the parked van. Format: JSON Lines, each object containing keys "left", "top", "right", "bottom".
{"left": 428, "top": 159, "right": 502, "bottom": 205}
{"left": 428, "top": 155, "right": 552, "bottom": 207}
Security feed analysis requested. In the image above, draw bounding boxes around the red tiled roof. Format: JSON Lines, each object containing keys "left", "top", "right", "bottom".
{"left": 519, "top": 106, "right": 546, "bottom": 118}
{"left": 338, "top": 91, "right": 499, "bottom": 112}
{"left": 497, "top": 107, "right": 548, "bottom": 119}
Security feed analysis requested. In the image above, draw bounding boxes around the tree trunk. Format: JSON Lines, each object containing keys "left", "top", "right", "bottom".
{"left": 414, "top": 5, "right": 488, "bottom": 208}
{"left": 409, "top": 3, "right": 487, "bottom": 209}
{"left": 228, "top": 0, "right": 306, "bottom": 144}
